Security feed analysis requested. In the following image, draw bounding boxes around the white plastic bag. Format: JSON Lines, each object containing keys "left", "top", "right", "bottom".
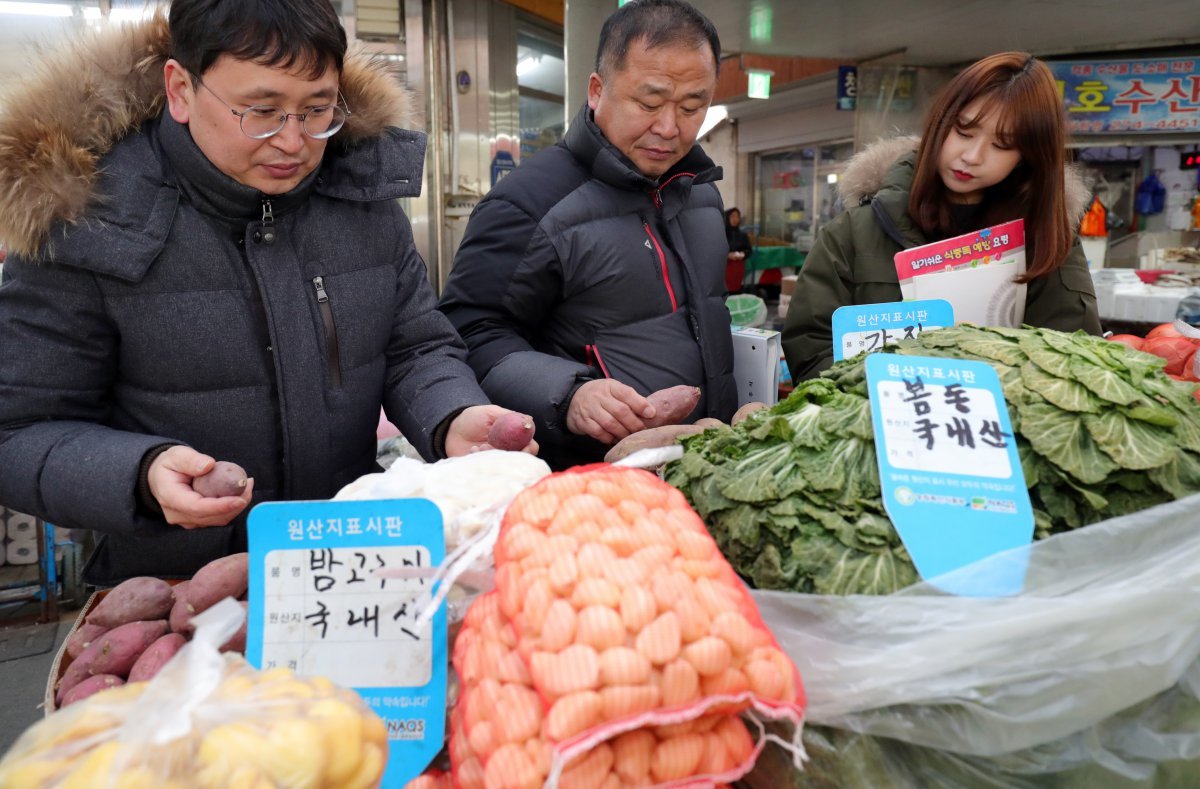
{"left": 0, "top": 600, "right": 389, "bottom": 787}
{"left": 749, "top": 493, "right": 1200, "bottom": 786}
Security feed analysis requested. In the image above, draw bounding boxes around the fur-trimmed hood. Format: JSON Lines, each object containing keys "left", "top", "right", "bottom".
{"left": 0, "top": 14, "right": 414, "bottom": 257}
{"left": 836, "top": 135, "right": 1090, "bottom": 221}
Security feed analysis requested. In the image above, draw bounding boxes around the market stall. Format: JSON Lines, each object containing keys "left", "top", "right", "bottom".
{"left": 3, "top": 325, "right": 1200, "bottom": 788}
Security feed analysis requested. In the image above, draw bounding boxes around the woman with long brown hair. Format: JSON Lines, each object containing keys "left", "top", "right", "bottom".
{"left": 782, "top": 52, "right": 1101, "bottom": 381}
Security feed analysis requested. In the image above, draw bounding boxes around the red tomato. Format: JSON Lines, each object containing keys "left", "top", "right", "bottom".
{"left": 1106, "top": 334, "right": 1144, "bottom": 351}
{"left": 1144, "top": 336, "right": 1197, "bottom": 376}
{"left": 1146, "top": 322, "right": 1184, "bottom": 340}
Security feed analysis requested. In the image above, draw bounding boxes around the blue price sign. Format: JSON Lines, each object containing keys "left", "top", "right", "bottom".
{"left": 866, "top": 354, "right": 1033, "bottom": 596}
{"left": 246, "top": 499, "right": 447, "bottom": 787}
{"left": 832, "top": 299, "right": 954, "bottom": 361}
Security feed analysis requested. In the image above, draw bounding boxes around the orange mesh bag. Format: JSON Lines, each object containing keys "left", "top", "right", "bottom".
{"left": 450, "top": 465, "right": 806, "bottom": 788}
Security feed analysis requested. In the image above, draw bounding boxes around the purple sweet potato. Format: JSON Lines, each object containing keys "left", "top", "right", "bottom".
{"left": 65, "top": 623, "right": 109, "bottom": 660}
{"left": 603, "top": 423, "right": 708, "bottom": 463}
{"left": 168, "top": 579, "right": 193, "bottom": 634}
{"left": 187, "top": 553, "right": 249, "bottom": 616}
{"left": 57, "top": 620, "right": 168, "bottom": 704}
{"left": 128, "top": 633, "right": 188, "bottom": 683}
{"left": 488, "top": 412, "right": 536, "bottom": 451}
{"left": 644, "top": 385, "right": 701, "bottom": 428}
{"left": 60, "top": 674, "right": 125, "bottom": 707}
{"left": 192, "top": 461, "right": 248, "bottom": 498}
{"left": 219, "top": 601, "right": 249, "bottom": 654}
{"left": 85, "top": 576, "right": 175, "bottom": 628}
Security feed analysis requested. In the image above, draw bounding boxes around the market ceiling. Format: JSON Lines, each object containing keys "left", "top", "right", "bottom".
{"left": 689, "top": 0, "right": 1200, "bottom": 66}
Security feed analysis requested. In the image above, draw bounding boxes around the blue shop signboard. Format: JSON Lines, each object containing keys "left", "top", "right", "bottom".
{"left": 1049, "top": 57, "right": 1200, "bottom": 134}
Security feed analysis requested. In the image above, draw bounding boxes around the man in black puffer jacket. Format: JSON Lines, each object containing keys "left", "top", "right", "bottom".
{"left": 0, "top": 0, "right": 533, "bottom": 584}
{"left": 439, "top": 0, "right": 738, "bottom": 470}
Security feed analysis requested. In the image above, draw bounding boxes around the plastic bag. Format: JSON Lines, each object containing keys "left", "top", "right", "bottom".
{"left": 1079, "top": 194, "right": 1108, "bottom": 237}
{"left": 1135, "top": 173, "right": 1167, "bottom": 215}
{"left": 450, "top": 465, "right": 806, "bottom": 787}
{"left": 726, "top": 294, "right": 769, "bottom": 328}
{"left": 744, "top": 493, "right": 1200, "bottom": 788}
{"left": 0, "top": 600, "right": 389, "bottom": 788}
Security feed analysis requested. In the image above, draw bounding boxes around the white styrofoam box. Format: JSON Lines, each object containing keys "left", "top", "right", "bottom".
{"left": 7, "top": 540, "right": 36, "bottom": 565}
{"left": 778, "top": 294, "right": 792, "bottom": 320}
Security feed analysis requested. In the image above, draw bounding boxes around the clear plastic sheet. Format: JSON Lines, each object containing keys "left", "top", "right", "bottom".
{"left": 748, "top": 493, "right": 1200, "bottom": 787}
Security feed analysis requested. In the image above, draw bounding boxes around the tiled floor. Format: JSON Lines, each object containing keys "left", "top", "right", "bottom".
{"left": 0, "top": 606, "right": 75, "bottom": 755}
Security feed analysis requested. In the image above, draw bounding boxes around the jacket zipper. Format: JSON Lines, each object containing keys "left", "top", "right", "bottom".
{"left": 312, "top": 276, "right": 343, "bottom": 387}
{"left": 260, "top": 199, "right": 277, "bottom": 244}
{"left": 642, "top": 223, "right": 678, "bottom": 312}
{"left": 585, "top": 344, "right": 611, "bottom": 378}
{"left": 651, "top": 172, "right": 695, "bottom": 213}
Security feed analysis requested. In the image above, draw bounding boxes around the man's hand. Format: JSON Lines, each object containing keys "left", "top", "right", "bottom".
{"left": 148, "top": 446, "right": 254, "bottom": 529}
{"left": 445, "top": 405, "right": 540, "bottom": 456}
{"left": 566, "top": 379, "right": 655, "bottom": 444}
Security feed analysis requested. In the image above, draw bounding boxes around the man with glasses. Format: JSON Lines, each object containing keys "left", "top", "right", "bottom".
{"left": 0, "top": 0, "right": 531, "bottom": 585}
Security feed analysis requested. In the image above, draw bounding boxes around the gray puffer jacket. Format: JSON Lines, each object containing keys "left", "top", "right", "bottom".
{"left": 0, "top": 18, "right": 488, "bottom": 584}
{"left": 439, "top": 104, "right": 738, "bottom": 470}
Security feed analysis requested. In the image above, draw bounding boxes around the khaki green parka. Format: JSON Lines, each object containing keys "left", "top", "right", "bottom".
{"left": 782, "top": 138, "right": 1101, "bottom": 381}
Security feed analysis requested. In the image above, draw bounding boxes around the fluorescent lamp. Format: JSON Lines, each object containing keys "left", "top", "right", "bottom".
{"left": 0, "top": 2, "right": 73, "bottom": 16}
{"left": 827, "top": 173, "right": 839, "bottom": 184}
{"left": 699, "top": 104, "right": 728, "bottom": 137}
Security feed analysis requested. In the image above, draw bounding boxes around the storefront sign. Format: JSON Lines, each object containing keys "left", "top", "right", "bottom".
{"left": 867, "top": 354, "right": 1033, "bottom": 596}
{"left": 837, "top": 65, "right": 857, "bottom": 111}
{"left": 1049, "top": 57, "right": 1200, "bottom": 134}
{"left": 246, "top": 498, "right": 447, "bottom": 788}
{"left": 832, "top": 299, "right": 953, "bottom": 361}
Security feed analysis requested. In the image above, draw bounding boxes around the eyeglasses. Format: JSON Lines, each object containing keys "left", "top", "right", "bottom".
{"left": 194, "top": 77, "right": 350, "bottom": 140}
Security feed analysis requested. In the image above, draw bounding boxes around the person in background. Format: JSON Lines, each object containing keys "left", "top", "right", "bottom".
{"left": 438, "top": 0, "right": 737, "bottom": 470}
{"left": 724, "top": 207, "right": 755, "bottom": 293}
{"left": 782, "top": 52, "right": 1101, "bottom": 381}
{"left": 0, "top": 0, "right": 533, "bottom": 585}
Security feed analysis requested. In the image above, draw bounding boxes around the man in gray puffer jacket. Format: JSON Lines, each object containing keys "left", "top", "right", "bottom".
{"left": 0, "top": 0, "right": 530, "bottom": 585}
{"left": 439, "top": 0, "right": 738, "bottom": 470}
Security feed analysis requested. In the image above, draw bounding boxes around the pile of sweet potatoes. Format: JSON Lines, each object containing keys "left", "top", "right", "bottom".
{"left": 55, "top": 552, "right": 249, "bottom": 708}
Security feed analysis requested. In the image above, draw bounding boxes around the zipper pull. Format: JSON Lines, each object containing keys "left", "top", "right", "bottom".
{"left": 313, "top": 276, "right": 329, "bottom": 302}
{"left": 653, "top": 188, "right": 663, "bottom": 210}
{"left": 261, "top": 199, "right": 276, "bottom": 244}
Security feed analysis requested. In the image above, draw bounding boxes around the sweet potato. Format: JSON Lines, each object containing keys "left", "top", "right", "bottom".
{"left": 219, "top": 601, "right": 249, "bottom": 654}
{"left": 644, "top": 385, "right": 701, "bottom": 428}
{"left": 60, "top": 674, "right": 124, "bottom": 707}
{"left": 693, "top": 417, "right": 725, "bottom": 428}
{"left": 192, "top": 461, "right": 248, "bottom": 498}
{"left": 128, "top": 633, "right": 188, "bottom": 682}
{"left": 168, "top": 579, "right": 193, "bottom": 634}
{"left": 58, "top": 620, "right": 168, "bottom": 703}
{"left": 65, "top": 622, "right": 109, "bottom": 660}
{"left": 187, "top": 553, "right": 250, "bottom": 616}
{"left": 488, "top": 412, "right": 536, "bottom": 451}
{"left": 604, "top": 424, "right": 708, "bottom": 463}
{"left": 85, "top": 576, "right": 175, "bottom": 628}
{"left": 732, "top": 401, "right": 769, "bottom": 426}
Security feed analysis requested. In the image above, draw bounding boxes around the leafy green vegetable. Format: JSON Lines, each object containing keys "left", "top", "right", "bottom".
{"left": 667, "top": 324, "right": 1200, "bottom": 595}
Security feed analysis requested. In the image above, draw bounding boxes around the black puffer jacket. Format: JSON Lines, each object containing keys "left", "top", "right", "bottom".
{"left": 0, "top": 19, "right": 488, "bottom": 584}
{"left": 439, "top": 105, "right": 738, "bottom": 469}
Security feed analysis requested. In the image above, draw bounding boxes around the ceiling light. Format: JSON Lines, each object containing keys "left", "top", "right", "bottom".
{"left": 0, "top": 2, "right": 73, "bottom": 16}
